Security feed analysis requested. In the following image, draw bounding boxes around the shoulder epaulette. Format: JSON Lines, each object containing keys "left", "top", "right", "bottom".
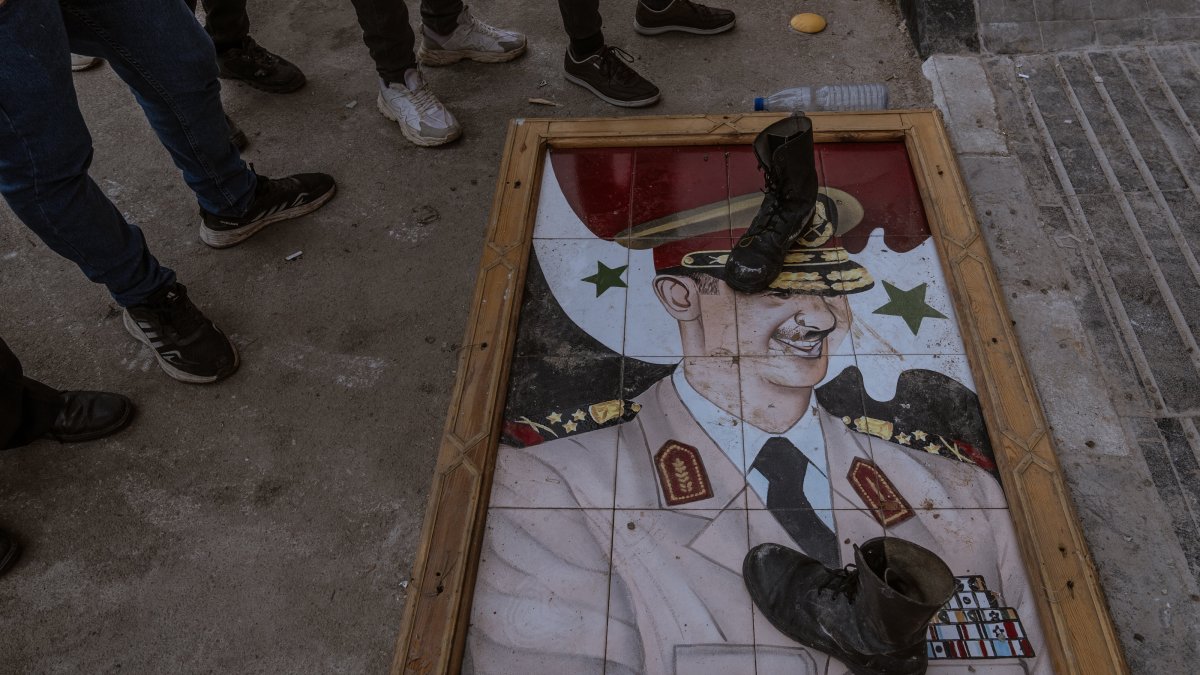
{"left": 502, "top": 399, "right": 642, "bottom": 448}
{"left": 840, "top": 415, "right": 997, "bottom": 473}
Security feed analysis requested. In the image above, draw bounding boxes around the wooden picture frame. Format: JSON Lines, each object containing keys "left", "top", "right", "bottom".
{"left": 389, "top": 112, "right": 1128, "bottom": 675}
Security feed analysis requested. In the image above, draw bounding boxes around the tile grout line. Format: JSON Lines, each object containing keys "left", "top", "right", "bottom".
{"left": 1059, "top": 54, "right": 1200, "bottom": 374}
{"left": 1016, "top": 55, "right": 1168, "bottom": 414}
{"left": 1110, "top": 50, "right": 1200, "bottom": 289}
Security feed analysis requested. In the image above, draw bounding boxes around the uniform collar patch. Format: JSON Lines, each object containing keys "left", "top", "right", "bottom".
{"left": 655, "top": 440, "right": 715, "bottom": 507}
{"left": 847, "top": 457, "right": 915, "bottom": 527}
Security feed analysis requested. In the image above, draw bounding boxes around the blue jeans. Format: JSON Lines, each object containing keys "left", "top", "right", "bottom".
{"left": 0, "top": 0, "right": 256, "bottom": 306}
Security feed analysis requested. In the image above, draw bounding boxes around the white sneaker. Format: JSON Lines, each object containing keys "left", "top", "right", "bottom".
{"left": 70, "top": 54, "right": 102, "bottom": 72}
{"left": 417, "top": 6, "right": 527, "bottom": 66}
{"left": 376, "top": 69, "right": 462, "bottom": 147}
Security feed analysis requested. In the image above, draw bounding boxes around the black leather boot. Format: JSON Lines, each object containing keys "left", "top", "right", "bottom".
{"left": 724, "top": 113, "right": 820, "bottom": 293}
{"left": 743, "top": 538, "right": 957, "bottom": 675}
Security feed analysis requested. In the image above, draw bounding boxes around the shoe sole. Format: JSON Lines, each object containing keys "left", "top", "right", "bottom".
{"left": 53, "top": 401, "right": 135, "bottom": 443}
{"left": 199, "top": 183, "right": 337, "bottom": 249}
{"left": 417, "top": 42, "right": 527, "bottom": 66}
{"left": 218, "top": 70, "right": 307, "bottom": 94}
{"left": 70, "top": 58, "right": 103, "bottom": 72}
{"left": 376, "top": 95, "right": 463, "bottom": 147}
{"left": 564, "top": 72, "right": 661, "bottom": 108}
{"left": 123, "top": 311, "right": 240, "bottom": 384}
{"left": 633, "top": 19, "right": 735, "bottom": 35}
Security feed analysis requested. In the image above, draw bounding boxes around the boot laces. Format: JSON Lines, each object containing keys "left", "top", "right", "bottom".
{"left": 816, "top": 563, "right": 859, "bottom": 599}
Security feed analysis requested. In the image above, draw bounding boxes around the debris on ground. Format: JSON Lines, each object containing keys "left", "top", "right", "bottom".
{"left": 528, "top": 97, "right": 561, "bottom": 107}
{"left": 789, "top": 13, "right": 827, "bottom": 34}
{"left": 344, "top": 100, "right": 358, "bottom": 109}
{"left": 414, "top": 205, "right": 440, "bottom": 225}
{"left": 285, "top": 250, "right": 303, "bottom": 261}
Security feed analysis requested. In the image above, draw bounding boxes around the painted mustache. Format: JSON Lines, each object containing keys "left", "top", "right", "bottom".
{"left": 770, "top": 325, "right": 835, "bottom": 358}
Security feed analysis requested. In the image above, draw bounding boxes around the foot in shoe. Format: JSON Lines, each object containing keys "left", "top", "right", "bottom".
{"left": 48, "top": 391, "right": 135, "bottom": 443}
{"left": 123, "top": 283, "right": 239, "bottom": 384}
{"left": 635, "top": 0, "right": 736, "bottom": 35}
{"left": 377, "top": 69, "right": 463, "bottom": 146}
{"left": 563, "top": 45, "right": 660, "bottom": 108}
{"left": 418, "top": 5, "right": 527, "bottom": 66}
{"left": 199, "top": 168, "right": 336, "bottom": 248}
{"left": 217, "top": 37, "right": 306, "bottom": 93}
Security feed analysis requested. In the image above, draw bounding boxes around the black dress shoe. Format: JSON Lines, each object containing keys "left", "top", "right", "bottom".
{"left": 48, "top": 391, "right": 134, "bottom": 443}
{"left": 0, "top": 529, "right": 20, "bottom": 576}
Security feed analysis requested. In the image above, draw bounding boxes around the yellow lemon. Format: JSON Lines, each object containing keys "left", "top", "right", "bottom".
{"left": 790, "top": 13, "right": 827, "bottom": 34}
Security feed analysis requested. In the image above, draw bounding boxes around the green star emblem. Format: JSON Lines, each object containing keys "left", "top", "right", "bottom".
{"left": 871, "top": 281, "right": 947, "bottom": 335}
{"left": 581, "top": 260, "right": 628, "bottom": 297}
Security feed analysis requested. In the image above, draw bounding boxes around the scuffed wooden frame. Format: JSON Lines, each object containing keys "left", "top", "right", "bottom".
{"left": 389, "top": 112, "right": 1128, "bottom": 675}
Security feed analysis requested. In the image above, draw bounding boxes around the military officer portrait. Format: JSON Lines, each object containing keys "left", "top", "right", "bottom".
{"left": 464, "top": 143, "right": 1049, "bottom": 675}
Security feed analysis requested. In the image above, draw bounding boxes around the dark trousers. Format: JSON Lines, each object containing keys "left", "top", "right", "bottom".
{"left": 558, "top": 0, "right": 604, "bottom": 42}
{"left": 0, "top": 339, "right": 59, "bottom": 451}
{"left": 188, "top": 0, "right": 463, "bottom": 82}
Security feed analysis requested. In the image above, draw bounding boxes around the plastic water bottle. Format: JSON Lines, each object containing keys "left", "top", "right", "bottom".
{"left": 754, "top": 84, "right": 889, "bottom": 112}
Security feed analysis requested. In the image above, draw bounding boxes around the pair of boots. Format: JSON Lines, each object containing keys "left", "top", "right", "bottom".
{"left": 744, "top": 538, "right": 957, "bottom": 675}
{"left": 725, "top": 113, "right": 822, "bottom": 293}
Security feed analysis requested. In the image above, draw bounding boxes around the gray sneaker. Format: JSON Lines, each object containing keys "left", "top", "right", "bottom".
{"left": 417, "top": 6, "right": 527, "bottom": 66}
{"left": 376, "top": 69, "right": 462, "bottom": 147}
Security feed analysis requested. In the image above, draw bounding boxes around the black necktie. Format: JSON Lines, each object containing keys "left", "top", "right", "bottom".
{"left": 751, "top": 436, "right": 839, "bottom": 567}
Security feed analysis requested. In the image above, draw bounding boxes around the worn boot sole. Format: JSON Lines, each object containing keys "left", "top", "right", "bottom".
{"left": 564, "top": 72, "right": 661, "bottom": 108}
{"left": 199, "top": 184, "right": 336, "bottom": 249}
{"left": 123, "top": 311, "right": 240, "bottom": 384}
{"left": 417, "top": 42, "right": 527, "bottom": 66}
{"left": 633, "top": 19, "right": 735, "bottom": 35}
{"left": 375, "top": 96, "right": 463, "bottom": 147}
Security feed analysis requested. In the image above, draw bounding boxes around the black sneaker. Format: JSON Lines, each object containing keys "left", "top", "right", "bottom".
{"left": 199, "top": 170, "right": 336, "bottom": 248}
{"left": 635, "top": 0, "right": 735, "bottom": 35}
{"left": 217, "top": 37, "right": 306, "bottom": 94}
{"left": 124, "top": 283, "right": 239, "bottom": 384}
{"left": 564, "top": 46, "right": 660, "bottom": 108}
{"left": 225, "top": 114, "right": 248, "bottom": 151}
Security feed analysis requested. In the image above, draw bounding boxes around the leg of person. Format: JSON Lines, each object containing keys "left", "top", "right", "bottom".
{"left": 633, "top": 0, "right": 735, "bottom": 36}
{"left": 348, "top": 0, "right": 461, "bottom": 146}
{"left": 416, "top": 0, "right": 527, "bottom": 67}
{"left": 198, "top": 0, "right": 307, "bottom": 93}
{"left": 558, "top": 0, "right": 660, "bottom": 107}
{"left": 59, "top": 0, "right": 336, "bottom": 248}
{"left": 0, "top": 0, "right": 232, "bottom": 382}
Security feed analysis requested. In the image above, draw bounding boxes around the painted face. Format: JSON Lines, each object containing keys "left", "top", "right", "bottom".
{"left": 735, "top": 290, "right": 852, "bottom": 389}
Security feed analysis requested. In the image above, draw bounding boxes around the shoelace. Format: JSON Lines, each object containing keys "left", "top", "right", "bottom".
{"left": 155, "top": 287, "right": 205, "bottom": 338}
{"left": 407, "top": 84, "right": 442, "bottom": 117}
{"left": 816, "top": 563, "right": 859, "bottom": 599}
{"left": 597, "top": 46, "right": 640, "bottom": 82}
{"left": 464, "top": 12, "right": 508, "bottom": 40}
{"left": 239, "top": 40, "right": 278, "bottom": 67}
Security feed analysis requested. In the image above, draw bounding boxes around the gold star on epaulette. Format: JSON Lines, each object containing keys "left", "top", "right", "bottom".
{"left": 571, "top": 409, "right": 587, "bottom": 421}
{"left": 912, "top": 430, "right": 928, "bottom": 442}
{"left": 895, "top": 432, "right": 911, "bottom": 445}
{"left": 546, "top": 412, "right": 563, "bottom": 424}
{"left": 924, "top": 443, "right": 941, "bottom": 454}
{"left": 563, "top": 421, "right": 578, "bottom": 433}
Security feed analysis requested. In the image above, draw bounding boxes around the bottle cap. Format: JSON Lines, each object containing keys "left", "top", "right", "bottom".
{"left": 753, "top": 97, "right": 765, "bottom": 111}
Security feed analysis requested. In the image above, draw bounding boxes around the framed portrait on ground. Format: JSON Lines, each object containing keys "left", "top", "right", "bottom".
{"left": 389, "top": 113, "right": 1127, "bottom": 675}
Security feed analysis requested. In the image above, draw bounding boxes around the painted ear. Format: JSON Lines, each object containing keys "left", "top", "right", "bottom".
{"left": 653, "top": 275, "right": 702, "bottom": 322}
